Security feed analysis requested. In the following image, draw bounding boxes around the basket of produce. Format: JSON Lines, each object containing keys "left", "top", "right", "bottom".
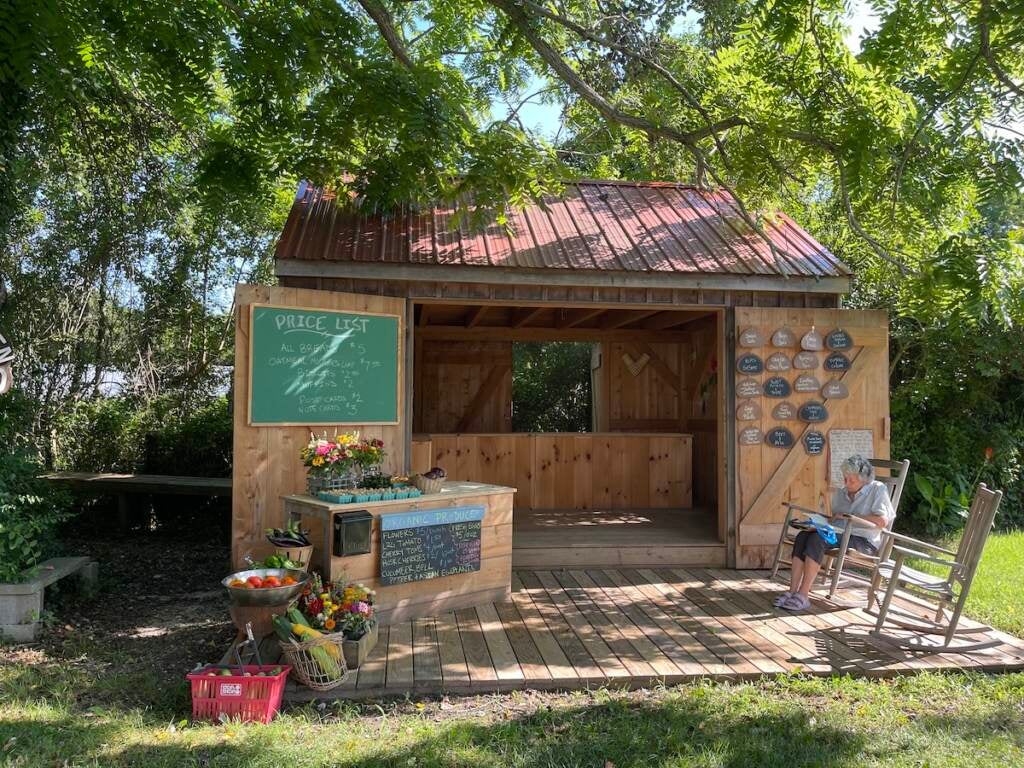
{"left": 413, "top": 466, "right": 446, "bottom": 494}
{"left": 266, "top": 519, "right": 313, "bottom": 569}
{"left": 223, "top": 568, "right": 309, "bottom": 607}
{"left": 273, "top": 609, "right": 348, "bottom": 691}
{"left": 186, "top": 664, "right": 290, "bottom": 724}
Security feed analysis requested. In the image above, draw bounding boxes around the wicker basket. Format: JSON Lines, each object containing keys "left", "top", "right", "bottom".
{"left": 274, "top": 544, "right": 314, "bottom": 569}
{"left": 279, "top": 633, "right": 349, "bottom": 691}
{"left": 413, "top": 474, "right": 444, "bottom": 494}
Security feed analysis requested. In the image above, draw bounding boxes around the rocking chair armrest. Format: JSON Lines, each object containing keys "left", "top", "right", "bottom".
{"left": 783, "top": 502, "right": 826, "bottom": 518}
{"left": 833, "top": 513, "right": 880, "bottom": 529}
{"left": 879, "top": 530, "right": 957, "bottom": 557}
{"left": 889, "top": 544, "right": 962, "bottom": 570}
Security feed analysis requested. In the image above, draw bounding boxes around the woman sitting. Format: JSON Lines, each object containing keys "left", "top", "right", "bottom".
{"left": 776, "top": 455, "right": 895, "bottom": 612}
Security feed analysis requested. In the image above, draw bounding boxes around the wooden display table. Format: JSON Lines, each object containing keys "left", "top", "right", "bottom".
{"left": 283, "top": 481, "right": 515, "bottom": 625}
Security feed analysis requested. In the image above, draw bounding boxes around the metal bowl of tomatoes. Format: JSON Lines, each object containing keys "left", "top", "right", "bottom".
{"left": 222, "top": 568, "right": 309, "bottom": 607}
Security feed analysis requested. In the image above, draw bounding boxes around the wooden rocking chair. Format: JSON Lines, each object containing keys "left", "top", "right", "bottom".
{"left": 869, "top": 483, "right": 1003, "bottom": 650}
{"left": 769, "top": 458, "right": 910, "bottom": 599}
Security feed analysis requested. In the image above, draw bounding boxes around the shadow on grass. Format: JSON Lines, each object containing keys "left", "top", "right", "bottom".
{"left": 0, "top": 694, "right": 870, "bottom": 768}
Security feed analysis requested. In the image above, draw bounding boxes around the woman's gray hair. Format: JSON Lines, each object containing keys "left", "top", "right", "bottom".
{"left": 840, "top": 455, "right": 874, "bottom": 481}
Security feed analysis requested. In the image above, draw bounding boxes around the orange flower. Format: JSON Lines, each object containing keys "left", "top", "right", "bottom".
{"left": 985, "top": 447, "right": 995, "bottom": 461}
{"left": 325, "top": 619, "right": 336, "bottom": 630}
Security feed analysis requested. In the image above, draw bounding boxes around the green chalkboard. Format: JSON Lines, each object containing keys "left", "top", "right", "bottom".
{"left": 248, "top": 304, "right": 400, "bottom": 425}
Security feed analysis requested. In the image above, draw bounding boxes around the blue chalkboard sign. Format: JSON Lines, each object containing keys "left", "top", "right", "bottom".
{"left": 736, "top": 354, "right": 764, "bottom": 374}
{"left": 379, "top": 506, "right": 483, "bottom": 586}
{"left": 803, "top": 430, "right": 825, "bottom": 455}
{"left": 824, "top": 352, "right": 851, "bottom": 372}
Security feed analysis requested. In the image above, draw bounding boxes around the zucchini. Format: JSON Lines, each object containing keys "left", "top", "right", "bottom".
{"left": 272, "top": 614, "right": 296, "bottom": 644}
{"left": 287, "top": 607, "right": 311, "bottom": 628}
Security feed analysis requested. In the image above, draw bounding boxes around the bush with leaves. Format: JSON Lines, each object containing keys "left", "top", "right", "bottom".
{"left": 512, "top": 342, "right": 593, "bottom": 433}
{"left": 0, "top": 453, "right": 71, "bottom": 582}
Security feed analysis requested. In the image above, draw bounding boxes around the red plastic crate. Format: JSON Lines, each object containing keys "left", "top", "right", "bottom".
{"left": 186, "top": 664, "right": 291, "bottom": 724}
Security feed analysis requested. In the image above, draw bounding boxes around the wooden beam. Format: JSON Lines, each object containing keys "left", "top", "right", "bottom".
{"left": 454, "top": 365, "right": 510, "bottom": 432}
{"left": 511, "top": 307, "right": 548, "bottom": 328}
{"left": 600, "top": 309, "right": 662, "bottom": 330}
{"left": 641, "top": 311, "right": 710, "bottom": 330}
{"left": 465, "top": 305, "right": 488, "bottom": 328}
{"left": 277, "top": 258, "right": 853, "bottom": 295}
{"left": 417, "top": 326, "right": 696, "bottom": 343}
{"left": 556, "top": 307, "right": 607, "bottom": 328}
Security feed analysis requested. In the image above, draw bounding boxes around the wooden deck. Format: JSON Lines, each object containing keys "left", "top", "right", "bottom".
{"left": 284, "top": 568, "right": 1024, "bottom": 701}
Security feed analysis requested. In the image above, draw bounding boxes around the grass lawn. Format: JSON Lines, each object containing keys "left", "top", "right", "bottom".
{"left": 2, "top": 533, "right": 1023, "bottom": 767}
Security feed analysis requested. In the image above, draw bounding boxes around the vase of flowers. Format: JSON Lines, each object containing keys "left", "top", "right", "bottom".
{"left": 301, "top": 433, "right": 386, "bottom": 496}
{"left": 293, "top": 575, "right": 378, "bottom": 669}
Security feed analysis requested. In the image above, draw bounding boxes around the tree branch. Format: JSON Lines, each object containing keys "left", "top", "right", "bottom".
{"left": 356, "top": 0, "right": 416, "bottom": 70}
{"left": 979, "top": 1, "right": 1024, "bottom": 98}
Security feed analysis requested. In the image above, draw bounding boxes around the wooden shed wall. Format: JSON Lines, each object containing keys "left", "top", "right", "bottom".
{"left": 231, "top": 284, "right": 406, "bottom": 567}
{"left": 413, "top": 340, "right": 513, "bottom": 433}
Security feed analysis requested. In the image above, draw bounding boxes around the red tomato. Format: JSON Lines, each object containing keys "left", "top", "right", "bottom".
{"left": 262, "top": 576, "right": 281, "bottom": 588}
{"left": 246, "top": 575, "right": 263, "bottom": 588}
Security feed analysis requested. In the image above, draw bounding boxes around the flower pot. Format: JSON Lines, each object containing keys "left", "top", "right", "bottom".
{"left": 342, "top": 621, "right": 378, "bottom": 669}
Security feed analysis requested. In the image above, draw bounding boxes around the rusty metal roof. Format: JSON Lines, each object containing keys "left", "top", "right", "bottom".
{"left": 274, "top": 180, "right": 851, "bottom": 279}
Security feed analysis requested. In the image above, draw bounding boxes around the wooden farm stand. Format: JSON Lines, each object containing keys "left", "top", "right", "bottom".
{"left": 229, "top": 179, "right": 903, "bottom": 695}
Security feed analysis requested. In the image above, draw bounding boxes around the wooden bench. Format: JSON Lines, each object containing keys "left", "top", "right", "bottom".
{"left": 40, "top": 471, "right": 231, "bottom": 531}
{"left": 0, "top": 557, "right": 98, "bottom": 642}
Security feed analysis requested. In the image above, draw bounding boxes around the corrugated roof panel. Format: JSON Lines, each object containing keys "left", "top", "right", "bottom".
{"left": 273, "top": 180, "right": 852, "bottom": 280}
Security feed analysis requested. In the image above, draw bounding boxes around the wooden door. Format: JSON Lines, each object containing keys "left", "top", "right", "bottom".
{"left": 733, "top": 308, "right": 889, "bottom": 567}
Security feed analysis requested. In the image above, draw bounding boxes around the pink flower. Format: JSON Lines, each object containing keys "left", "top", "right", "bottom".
{"left": 316, "top": 443, "right": 331, "bottom": 456}
{"left": 352, "top": 601, "right": 370, "bottom": 614}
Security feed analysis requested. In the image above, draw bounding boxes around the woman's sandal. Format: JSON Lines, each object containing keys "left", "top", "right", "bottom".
{"left": 772, "top": 592, "right": 794, "bottom": 607}
{"left": 781, "top": 594, "right": 811, "bottom": 612}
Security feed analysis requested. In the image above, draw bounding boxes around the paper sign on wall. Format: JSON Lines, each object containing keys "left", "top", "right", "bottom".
{"left": 828, "top": 429, "right": 874, "bottom": 487}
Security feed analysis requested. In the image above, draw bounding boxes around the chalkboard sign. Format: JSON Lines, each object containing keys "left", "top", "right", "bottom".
{"left": 736, "top": 354, "right": 764, "bottom": 374}
{"left": 248, "top": 304, "right": 400, "bottom": 425}
{"left": 824, "top": 352, "right": 851, "bottom": 372}
{"left": 799, "top": 401, "right": 828, "bottom": 422}
{"left": 739, "top": 328, "right": 763, "bottom": 347}
{"left": 826, "top": 328, "right": 854, "bottom": 350}
{"left": 793, "top": 351, "right": 819, "bottom": 370}
{"left": 736, "top": 378, "right": 762, "bottom": 397}
{"left": 794, "top": 374, "right": 821, "bottom": 393}
{"left": 763, "top": 376, "right": 791, "bottom": 398}
{"left": 737, "top": 400, "right": 762, "bottom": 421}
{"left": 772, "top": 401, "right": 796, "bottom": 420}
{"left": 765, "top": 427, "right": 795, "bottom": 448}
{"left": 772, "top": 327, "right": 796, "bottom": 348}
{"left": 766, "top": 352, "right": 792, "bottom": 372}
{"left": 803, "top": 430, "right": 825, "bottom": 455}
{"left": 822, "top": 379, "right": 849, "bottom": 399}
{"left": 379, "top": 506, "right": 483, "bottom": 586}
{"left": 739, "top": 427, "right": 762, "bottom": 445}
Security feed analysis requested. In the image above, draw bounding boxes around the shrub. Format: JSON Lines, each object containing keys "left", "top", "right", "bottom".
{"left": 0, "top": 452, "right": 71, "bottom": 582}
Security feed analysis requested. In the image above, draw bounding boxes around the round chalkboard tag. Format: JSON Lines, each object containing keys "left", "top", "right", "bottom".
{"left": 798, "top": 400, "right": 828, "bottom": 422}
{"left": 826, "top": 328, "right": 854, "bottom": 350}
{"left": 739, "top": 427, "right": 763, "bottom": 446}
{"left": 801, "top": 327, "right": 824, "bottom": 351}
{"left": 824, "top": 351, "right": 851, "bottom": 371}
{"left": 821, "top": 379, "right": 849, "bottom": 399}
{"left": 803, "top": 430, "right": 825, "bottom": 455}
{"left": 772, "top": 401, "right": 796, "bottom": 420}
{"left": 793, "top": 373, "right": 821, "bottom": 393}
{"left": 739, "top": 328, "right": 763, "bottom": 347}
{"left": 766, "top": 352, "right": 792, "bottom": 372}
{"left": 771, "top": 327, "right": 796, "bottom": 348}
{"left": 765, "top": 427, "right": 795, "bottom": 448}
{"left": 793, "top": 351, "right": 819, "bottom": 370}
{"left": 736, "top": 377, "right": 762, "bottom": 398}
{"left": 763, "top": 376, "right": 791, "bottom": 398}
{"left": 737, "top": 400, "right": 762, "bottom": 421}
{"left": 736, "top": 353, "right": 764, "bottom": 374}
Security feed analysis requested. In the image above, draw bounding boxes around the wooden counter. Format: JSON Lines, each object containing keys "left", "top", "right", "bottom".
{"left": 283, "top": 481, "right": 515, "bottom": 624}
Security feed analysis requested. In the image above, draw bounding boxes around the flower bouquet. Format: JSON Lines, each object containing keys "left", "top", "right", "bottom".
{"left": 301, "top": 432, "right": 386, "bottom": 496}
{"left": 293, "top": 573, "right": 378, "bottom": 668}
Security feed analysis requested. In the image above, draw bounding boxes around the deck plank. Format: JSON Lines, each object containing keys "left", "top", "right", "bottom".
{"left": 355, "top": 624, "right": 389, "bottom": 690}
{"left": 534, "top": 570, "right": 631, "bottom": 678}
{"left": 385, "top": 621, "right": 415, "bottom": 689}
{"left": 412, "top": 617, "right": 443, "bottom": 683}
{"left": 549, "top": 569, "right": 658, "bottom": 678}
{"left": 509, "top": 573, "right": 576, "bottom": 679}
{"left": 588, "top": 569, "right": 708, "bottom": 675}
{"left": 493, "top": 597, "right": 552, "bottom": 680}
{"left": 619, "top": 569, "right": 757, "bottom": 676}
{"left": 476, "top": 602, "right": 526, "bottom": 681}
{"left": 516, "top": 571, "right": 605, "bottom": 679}
{"left": 434, "top": 612, "right": 471, "bottom": 685}
{"left": 455, "top": 607, "right": 498, "bottom": 683}
{"left": 566, "top": 570, "right": 682, "bottom": 677}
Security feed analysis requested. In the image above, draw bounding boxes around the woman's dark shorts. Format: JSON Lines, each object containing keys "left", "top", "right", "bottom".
{"left": 792, "top": 530, "right": 878, "bottom": 564}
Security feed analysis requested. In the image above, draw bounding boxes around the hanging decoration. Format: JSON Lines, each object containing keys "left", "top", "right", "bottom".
{"left": 824, "top": 351, "right": 851, "bottom": 371}
{"left": 766, "top": 352, "right": 792, "bottom": 372}
{"left": 771, "top": 327, "right": 796, "bottom": 347}
{"left": 772, "top": 401, "right": 796, "bottom": 420}
{"left": 736, "top": 400, "right": 762, "bottom": 421}
{"left": 739, "top": 427, "right": 763, "bottom": 446}
{"left": 826, "top": 328, "right": 854, "bottom": 350}
{"left": 763, "top": 376, "right": 791, "bottom": 398}
{"left": 793, "top": 351, "right": 819, "bottom": 369}
{"left": 738, "top": 328, "right": 764, "bottom": 347}
{"left": 821, "top": 379, "right": 849, "bottom": 399}
{"left": 736, "top": 353, "right": 764, "bottom": 374}
{"left": 800, "top": 327, "right": 824, "bottom": 351}
{"left": 803, "top": 430, "right": 826, "bottom": 455}
{"left": 765, "top": 427, "right": 795, "bottom": 448}
{"left": 793, "top": 374, "right": 821, "bottom": 393}
{"left": 798, "top": 401, "right": 829, "bottom": 422}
